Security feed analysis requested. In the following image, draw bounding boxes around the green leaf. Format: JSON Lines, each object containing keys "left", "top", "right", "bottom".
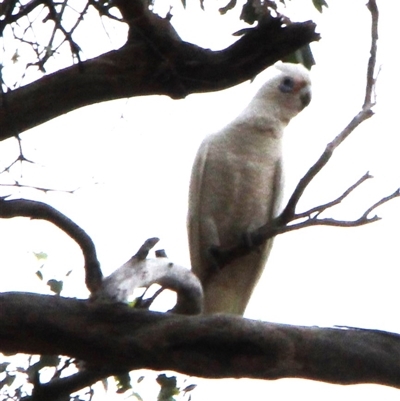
{"left": 0, "top": 373, "right": 15, "bottom": 390}
{"left": 115, "top": 372, "right": 132, "bottom": 394}
{"left": 281, "top": 45, "right": 315, "bottom": 70}
{"left": 131, "top": 391, "right": 144, "bottom": 401}
{"left": 101, "top": 378, "right": 108, "bottom": 392}
{"left": 128, "top": 298, "right": 138, "bottom": 308}
{"left": 182, "top": 384, "right": 197, "bottom": 394}
{"left": 156, "top": 374, "right": 179, "bottom": 401}
{"left": 40, "top": 354, "right": 60, "bottom": 367}
{"left": 240, "top": 0, "right": 258, "bottom": 25}
{"left": 0, "top": 362, "right": 10, "bottom": 374}
{"left": 47, "top": 279, "right": 63, "bottom": 295}
{"left": 219, "top": 0, "right": 237, "bottom": 15}
{"left": 26, "top": 355, "right": 60, "bottom": 383}
{"left": 312, "top": 0, "right": 328, "bottom": 13}
{"left": 33, "top": 251, "right": 48, "bottom": 261}
{"left": 11, "top": 50, "right": 19, "bottom": 64}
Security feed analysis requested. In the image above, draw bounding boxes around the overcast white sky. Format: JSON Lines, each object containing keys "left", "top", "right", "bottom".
{"left": 1, "top": 0, "right": 400, "bottom": 400}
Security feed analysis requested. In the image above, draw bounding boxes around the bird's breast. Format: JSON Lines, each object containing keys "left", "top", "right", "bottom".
{"left": 202, "top": 136, "right": 281, "bottom": 246}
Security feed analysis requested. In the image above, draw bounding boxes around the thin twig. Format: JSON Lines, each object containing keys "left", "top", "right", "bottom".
{"left": 294, "top": 172, "right": 372, "bottom": 220}
{"left": 0, "top": 182, "right": 76, "bottom": 194}
{"left": 279, "top": 108, "right": 374, "bottom": 225}
{"left": 282, "top": 187, "right": 400, "bottom": 233}
{"left": 364, "top": 0, "right": 379, "bottom": 108}
{"left": 279, "top": 1, "right": 379, "bottom": 225}
{"left": 362, "top": 188, "right": 400, "bottom": 218}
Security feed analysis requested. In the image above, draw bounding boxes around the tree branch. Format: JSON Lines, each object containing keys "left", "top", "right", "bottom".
{"left": 26, "top": 369, "right": 107, "bottom": 401}
{"left": 2, "top": 293, "right": 400, "bottom": 391}
{"left": 0, "top": 197, "right": 103, "bottom": 293}
{"left": 293, "top": 172, "right": 372, "bottom": 220}
{"left": 279, "top": 109, "right": 375, "bottom": 226}
{"left": 0, "top": 6, "right": 318, "bottom": 139}
{"left": 280, "top": 0, "right": 378, "bottom": 226}
{"left": 95, "top": 238, "right": 204, "bottom": 315}
{"left": 0, "top": 198, "right": 202, "bottom": 312}
{"left": 364, "top": 0, "right": 379, "bottom": 108}
{"left": 211, "top": 0, "right": 397, "bottom": 268}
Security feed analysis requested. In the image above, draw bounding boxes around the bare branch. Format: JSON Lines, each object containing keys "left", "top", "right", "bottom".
{"left": 133, "top": 237, "right": 160, "bottom": 260}
{"left": 211, "top": 0, "right": 392, "bottom": 269}
{"left": 0, "top": 134, "right": 34, "bottom": 176}
{"left": 0, "top": 198, "right": 102, "bottom": 293}
{"left": 279, "top": 0, "right": 379, "bottom": 226}
{"left": 294, "top": 172, "right": 372, "bottom": 220}
{"left": 0, "top": 198, "right": 201, "bottom": 314}
{"left": 364, "top": 0, "right": 379, "bottom": 108}
{"left": 285, "top": 178, "right": 400, "bottom": 231}
{"left": 279, "top": 108, "right": 374, "bottom": 225}
{"left": 362, "top": 188, "right": 400, "bottom": 218}
{"left": 0, "top": 0, "right": 44, "bottom": 35}
{"left": 96, "top": 239, "right": 203, "bottom": 315}
{"left": 212, "top": 185, "right": 400, "bottom": 268}
{"left": 0, "top": 181, "right": 76, "bottom": 194}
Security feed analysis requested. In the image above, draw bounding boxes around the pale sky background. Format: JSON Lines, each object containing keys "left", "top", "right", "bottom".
{"left": 1, "top": 0, "right": 400, "bottom": 399}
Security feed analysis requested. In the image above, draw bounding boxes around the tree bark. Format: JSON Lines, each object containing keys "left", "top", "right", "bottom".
{"left": 0, "top": 12, "right": 318, "bottom": 140}
{"left": 1, "top": 292, "right": 400, "bottom": 389}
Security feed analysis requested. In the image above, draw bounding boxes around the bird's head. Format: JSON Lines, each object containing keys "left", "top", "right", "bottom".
{"left": 254, "top": 62, "right": 312, "bottom": 125}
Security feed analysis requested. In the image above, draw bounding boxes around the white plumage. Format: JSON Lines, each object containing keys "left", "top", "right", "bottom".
{"left": 188, "top": 62, "right": 312, "bottom": 315}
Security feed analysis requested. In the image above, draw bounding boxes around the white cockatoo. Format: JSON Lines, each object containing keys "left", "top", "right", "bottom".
{"left": 187, "top": 62, "right": 312, "bottom": 315}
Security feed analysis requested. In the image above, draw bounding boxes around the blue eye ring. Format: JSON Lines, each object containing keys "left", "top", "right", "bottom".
{"left": 279, "top": 76, "right": 295, "bottom": 93}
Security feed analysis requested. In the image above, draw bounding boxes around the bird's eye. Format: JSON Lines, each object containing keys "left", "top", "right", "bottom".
{"left": 279, "top": 76, "right": 295, "bottom": 93}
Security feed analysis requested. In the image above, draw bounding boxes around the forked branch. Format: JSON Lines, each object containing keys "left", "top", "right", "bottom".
{"left": 212, "top": 0, "right": 399, "bottom": 268}
{"left": 0, "top": 197, "right": 203, "bottom": 313}
{"left": 94, "top": 238, "right": 203, "bottom": 315}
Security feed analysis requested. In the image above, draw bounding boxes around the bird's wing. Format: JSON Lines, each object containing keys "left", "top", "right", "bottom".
{"left": 187, "top": 140, "right": 211, "bottom": 284}
{"left": 269, "top": 157, "right": 284, "bottom": 219}
{"left": 199, "top": 157, "right": 283, "bottom": 315}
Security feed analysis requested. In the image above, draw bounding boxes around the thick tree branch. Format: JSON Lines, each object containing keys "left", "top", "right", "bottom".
{"left": 2, "top": 293, "right": 400, "bottom": 391}
{"left": 0, "top": 6, "right": 318, "bottom": 139}
{"left": 0, "top": 197, "right": 103, "bottom": 292}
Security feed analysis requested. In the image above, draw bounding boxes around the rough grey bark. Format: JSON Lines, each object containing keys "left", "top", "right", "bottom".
{"left": 0, "top": 0, "right": 318, "bottom": 140}
{"left": 1, "top": 292, "right": 400, "bottom": 390}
